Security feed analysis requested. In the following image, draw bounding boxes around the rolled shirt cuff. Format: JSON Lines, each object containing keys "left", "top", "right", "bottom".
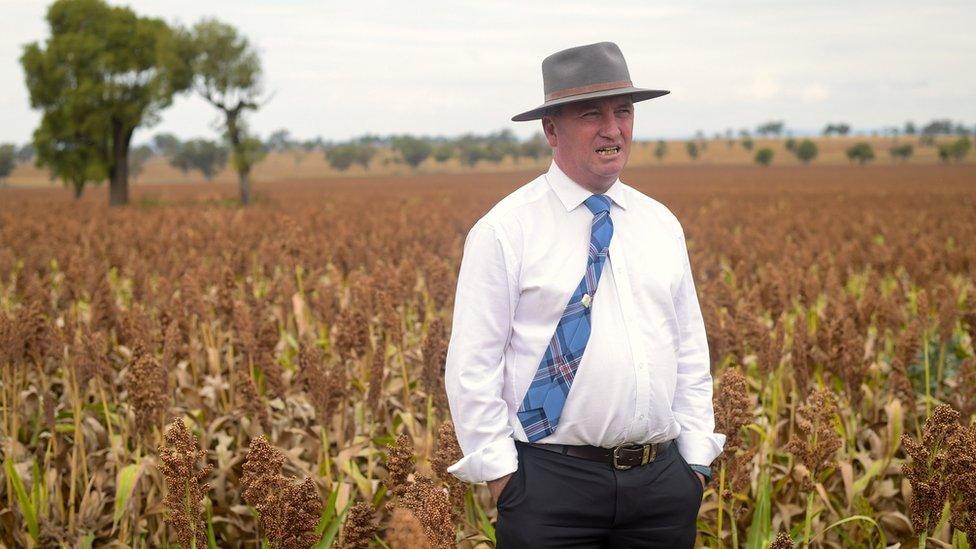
{"left": 676, "top": 430, "right": 726, "bottom": 468}
{"left": 447, "top": 437, "right": 519, "bottom": 484}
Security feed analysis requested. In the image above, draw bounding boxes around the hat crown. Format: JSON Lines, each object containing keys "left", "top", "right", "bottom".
{"left": 542, "top": 42, "right": 632, "bottom": 99}
{"left": 511, "top": 40, "right": 667, "bottom": 121}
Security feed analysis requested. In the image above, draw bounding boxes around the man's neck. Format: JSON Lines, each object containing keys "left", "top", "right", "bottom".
{"left": 553, "top": 157, "right": 617, "bottom": 195}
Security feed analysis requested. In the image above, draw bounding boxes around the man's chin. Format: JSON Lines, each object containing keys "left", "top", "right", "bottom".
{"left": 589, "top": 162, "right": 626, "bottom": 181}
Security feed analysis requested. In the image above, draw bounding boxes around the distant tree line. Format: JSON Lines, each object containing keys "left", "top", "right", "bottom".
{"left": 250, "top": 129, "right": 551, "bottom": 172}
{"left": 5, "top": 107, "right": 973, "bottom": 190}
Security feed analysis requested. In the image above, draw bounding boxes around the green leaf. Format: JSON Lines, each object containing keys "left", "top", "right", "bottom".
{"left": 4, "top": 458, "right": 39, "bottom": 541}
{"left": 315, "top": 488, "right": 340, "bottom": 536}
{"left": 852, "top": 459, "right": 885, "bottom": 495}
{"left": 114, "top": 459, "right": 146, "bottom": 527}
{"left": 812, "top": 515, "right": 885, "bottom": 547}
{"left": 475, "top": 494, "right": 495, "bottom": 543}
{"left": 745, "top": 469, "right": 771, "bottom": 549}
{"left": 346, "top": 459, "right": 373, "bottom": 500}
{"left": 205, "top": 497, "right": 218, "bottom": 549}
{"left": 315, "top": 499, "right": 352, "bottom": 549}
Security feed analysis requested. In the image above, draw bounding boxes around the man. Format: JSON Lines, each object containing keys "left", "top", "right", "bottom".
{"left": 445, "top": 42, "right": 726, "bottom": 548}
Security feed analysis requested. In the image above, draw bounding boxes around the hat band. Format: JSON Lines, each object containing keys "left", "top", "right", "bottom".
{"left": 545, "top": 80, "right": 633, "bottom": 101}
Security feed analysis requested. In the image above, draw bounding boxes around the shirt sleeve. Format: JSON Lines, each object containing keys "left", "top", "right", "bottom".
{"left": 445, "top": 220, "right": 519, "bottom": 484}
{"left": 671, "top": 221, "right": 727, "bottom": 467}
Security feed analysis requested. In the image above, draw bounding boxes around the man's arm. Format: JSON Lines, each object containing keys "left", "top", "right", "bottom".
{"left": 445, "top": 221, "right": 519, "bottom": 484}
{"left": 671, "top": 221, "right": 726, "bottom": 476}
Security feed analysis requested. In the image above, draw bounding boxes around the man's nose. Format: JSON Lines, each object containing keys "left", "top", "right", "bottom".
{"left": 599, "top": 112, "right": 622, "bottom": 138}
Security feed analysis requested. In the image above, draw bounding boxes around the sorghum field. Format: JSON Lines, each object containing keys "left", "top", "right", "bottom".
{"left": 1, "top": 163, "right": 975, "bottom": 548}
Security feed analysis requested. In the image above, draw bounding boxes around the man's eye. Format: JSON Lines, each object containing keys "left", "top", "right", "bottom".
{"left": 617, "top": 109, "right": 632, "bottom": 116}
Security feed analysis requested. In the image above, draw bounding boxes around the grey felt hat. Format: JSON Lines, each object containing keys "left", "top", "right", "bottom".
{"left": 512, "top": 41, "right": 669, "bottom": 122}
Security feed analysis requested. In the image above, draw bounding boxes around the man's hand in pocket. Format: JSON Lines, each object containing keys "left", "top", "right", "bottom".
{"left": 488, "top": 472, "right": 514, "bottom": 503}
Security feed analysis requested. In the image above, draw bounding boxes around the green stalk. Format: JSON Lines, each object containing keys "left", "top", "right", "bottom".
{"left": 923, "top": 328, "right": 931, "bottom": 420}
{"left": 716, "top": 464, "right": 726, "bottom": 549}
{"left": 730, "top": 500, "right": 739, "bottom": 549}
{"left": 320, "top": 428, "right": 334, "bottom": 487}
{"left": 802, "top": 491, "right": 815, "bottom": 548}
{"left": 426, "top": 394, "right": 434, "bottom": 462}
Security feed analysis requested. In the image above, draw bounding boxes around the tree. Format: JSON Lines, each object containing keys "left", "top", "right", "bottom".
{"left": 392, "top": 135, "right": 432, "bottom": 169}
{"left": 754, "top": 148, "right": 774, "bottom": 166}
{"left": 21, "top": 0, "right": 193, "bottom": 205}
{"left": 685, "top": 141, "right": 699, "bottom": 161}
{"left": 0, "top": 144, "right": 16, "bottom": 184}
{"left": 266, "top": 129, "right": 294, "bottom": 152}
{"left": 152, "top": 133, "right": 181, "bottom": 156}
{"left": 845, "top": 142, "right": 875, "bottom": 165}
{"left": 325, "top": 143, "right": 357, "bottom": 172}
{"left": 938, "top": 137, "right": 971, "bottom": 163}
{"left": 433, "top": 143, "right": 454, "bottom": 163}
{"left": 741, "top": 137, "right": 754, "bottom": 151}
{"left": 654, "top": 140, "right": 667, "bottom": 161}
{"left": 756, "top": 120, "right": 784, "bottom": 137}
{"left": 353, "top": 143, "right": 376, "bottom": 170}
{"left": 922, "top": 119, "right": 953, "bottom": 136}
{"left": 458, "top": 142, "right": 485, "bottom": 167}
{"left": 520, "top": 133, "right": 549, "bottom": 162}
{"left": 170, "top": 139, "right": 228, "bottom": 179}
{"left": 32, "top": 108, "right": 107, "bottom": 199}
{"left": 823, "top": 123, "right": 851, "bottom": 136}
{"left": 795, "top": 139, "right": 818, "bottom": 164}
{"left": 128, "top": 145, "right": 154, "bottom": 180}
{"left": 904, "top": 121, "right": 917, "bottom": 135}
{"left": 325, "top": 142, "right": 374, "bottom": 171}
{"left": 785, "top": 138, "right": 797, "bottom": 152}
{"left": 889, "top": 143, "right": 913, "bottom": 162}
{"left": 189, "top": 18, "right": 267, "bottom": 205}
{"left": 16, "top": 143, "right": 35, "bottom": 164}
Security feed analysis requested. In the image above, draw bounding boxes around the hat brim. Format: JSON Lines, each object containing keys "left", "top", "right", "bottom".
{"left": 511, "top": 87, "right": 669, "bottom": 122}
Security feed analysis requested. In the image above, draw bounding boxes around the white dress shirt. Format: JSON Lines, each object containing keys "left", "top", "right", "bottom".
{"left": 445, "top": 161, "right": 726, "bottom": 484}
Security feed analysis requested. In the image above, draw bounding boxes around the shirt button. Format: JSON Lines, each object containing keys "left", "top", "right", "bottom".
{"left": 639, "top": 414, "right": 645, "bottom": 420}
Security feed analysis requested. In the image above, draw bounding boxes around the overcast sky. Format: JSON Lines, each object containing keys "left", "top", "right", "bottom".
{"left": 2, "top": 0, "right": 974, "bottom": 145}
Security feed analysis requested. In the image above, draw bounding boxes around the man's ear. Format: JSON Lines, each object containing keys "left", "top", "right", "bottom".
{"left": 542, "top": 116, "right": 558, "bottom": 148}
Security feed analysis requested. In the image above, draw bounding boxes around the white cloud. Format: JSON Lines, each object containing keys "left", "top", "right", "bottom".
{"left": 799, "top": 83, "right": 831, "bottom": 103}
{"left": 736, "top": 73, "right": 783, "bottom": 101}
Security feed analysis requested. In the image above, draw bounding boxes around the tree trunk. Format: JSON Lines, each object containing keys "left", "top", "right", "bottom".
{"left": 224, "top": 109, "right": 250, "bottom": 206}
{"left": 239, "top": 170, "right": 251, "bottom": 206}
{"left": 72, "top": 179, "right": 84, "bottom": 200}
{"left": 109, "top": 119, "right": 133, "bottom": 206}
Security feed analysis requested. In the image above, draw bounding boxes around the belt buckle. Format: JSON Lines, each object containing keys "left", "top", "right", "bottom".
{"left": 612, "top": 444, "right": 656, "bottom": 470}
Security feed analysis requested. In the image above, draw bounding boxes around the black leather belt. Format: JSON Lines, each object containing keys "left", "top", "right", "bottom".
{"left": 524, "top": 439, "right": 673, "bottom": 470}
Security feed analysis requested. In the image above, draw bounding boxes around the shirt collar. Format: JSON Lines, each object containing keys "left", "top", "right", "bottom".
{"left": 545, "top": 160, "right": 629, "bottom": 212}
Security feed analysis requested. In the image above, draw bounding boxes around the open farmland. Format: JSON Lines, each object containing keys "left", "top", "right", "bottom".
{"left": 1, "top": 163, "right": 975, "bottom": 548}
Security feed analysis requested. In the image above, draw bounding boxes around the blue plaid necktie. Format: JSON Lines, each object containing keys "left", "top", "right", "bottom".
{"left": 517, "top": 194, "right": 614, "bottom": 442}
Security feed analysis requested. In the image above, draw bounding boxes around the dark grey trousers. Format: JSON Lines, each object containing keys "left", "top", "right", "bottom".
{"left": 495, "top": 440, "right": 703, "bottom": 548}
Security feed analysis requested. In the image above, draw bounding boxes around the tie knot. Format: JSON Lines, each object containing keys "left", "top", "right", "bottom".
{"left": 584, "top": 194, "right": 611, "bottom": 216}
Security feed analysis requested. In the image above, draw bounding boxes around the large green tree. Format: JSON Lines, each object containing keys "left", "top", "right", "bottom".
{"left": 189, "top": 19, "right": 266, "bottom": 205}
{"left": 21, "top": 0, "right": 193, "bottom": 205}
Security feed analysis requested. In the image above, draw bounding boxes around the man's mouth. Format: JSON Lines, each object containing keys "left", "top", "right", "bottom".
{"left": 596, "top": 146, "right": 621, "bottom": 156}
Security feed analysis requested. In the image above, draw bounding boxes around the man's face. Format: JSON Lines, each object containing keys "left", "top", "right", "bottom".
{"left": 543, "top": 95, "right": 634, "bottom": 191}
